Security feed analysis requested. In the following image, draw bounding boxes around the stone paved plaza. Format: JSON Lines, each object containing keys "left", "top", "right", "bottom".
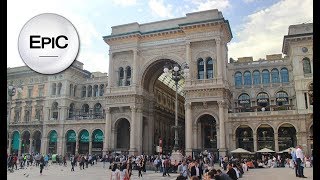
{"left": 7, "top": 162, "right": 313, "bottom": 180}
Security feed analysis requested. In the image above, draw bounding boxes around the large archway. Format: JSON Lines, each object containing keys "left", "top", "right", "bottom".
{"left": 140, "top": 59, "right": 186, "bottom": 154}
{"left": 65, "top": 130, "right": 76, "bottom": 155}
{"left": 236, "top": 125, "right": 254, "bottom": 152}
{"left": 21, "top": 131, "right": 30, "bottom": 154}
{"left": 48, "top": 130, "right": 57, "bottom": 154}
{"left": 197, "top": 114, "right": 217, "bottom": 150}
{"left": 278, "top": 123, "right": 297, "bottom": 151}
{"left": 257, "top": 124, "right": 274, "bottom": 150}
{"left": 92, "top": 129, "right": 104, "bottom": 156}
{"left": 32, "top": 131, "right": 41, "bottom": 154}
{"left": 11, "top": 131, "right": 20, "bottom": 154}
{"left": 78, "top": 129, "right": 89, "bottom": 154}
{"left": 116, "top": 118, "right": 130, "bottom": 150}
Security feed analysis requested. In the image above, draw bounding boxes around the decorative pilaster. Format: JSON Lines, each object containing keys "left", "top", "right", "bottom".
{"left": 132, "top": 49, "right": 138, "bottom": 86}
{"left": 129, "top": 107, "right": 137, "bottom": 154}
{"left": 274, "top": 133, "right": 279, "bottom": 152}
{"left": 192, "top": 126, "right": 198, "bottom": 149}
{"left": 218, "top": 100, "right": 226, "bottom": 156}
{"left": 8, "top": 137, "right": 12, "bottom": 154}
{"left": 103, "top": 107, "right": 111, "bottom": 154}
{"left": 185, "top": 102, "right": 192, "bottom": 156}
{"left": 216, "top": 38, "right": 222, "bottom": 78}
{"left": 89, "top": 140, "right": 92, "bottom": 155}
{"left": 136, "top": 108, "right": 143, "bottom": 155}
{"left": 253, "top": 133, "right": 257, "bottom": 152}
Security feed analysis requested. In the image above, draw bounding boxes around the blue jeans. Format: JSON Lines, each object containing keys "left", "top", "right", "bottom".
{"left": 296, "top": 158, "right": 304, "bottom": 177}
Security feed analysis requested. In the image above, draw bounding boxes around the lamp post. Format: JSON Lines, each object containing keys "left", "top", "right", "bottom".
{"left": 163, "top": 62, "right": 189, "bottom": 152}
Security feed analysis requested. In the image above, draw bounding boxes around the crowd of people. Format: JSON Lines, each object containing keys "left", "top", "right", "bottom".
{"left": 7, "top": 145, "right": 311, "bottom": 179}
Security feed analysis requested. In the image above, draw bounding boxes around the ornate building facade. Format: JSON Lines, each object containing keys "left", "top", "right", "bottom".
{"left": 7, "top": 10, "right": 313, "bottom": 158}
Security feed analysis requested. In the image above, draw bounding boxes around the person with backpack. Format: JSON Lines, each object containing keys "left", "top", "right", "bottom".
{"left": 163, "top": 157, "right": 171, "bottom": 177}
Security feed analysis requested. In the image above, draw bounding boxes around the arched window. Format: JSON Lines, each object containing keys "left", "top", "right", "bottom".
{"left": 81, "top": 104, "right": 89, "bottom": 118}
{"left": 197, "top": 58, "right": 204, "bottom": 79}
{"left": 81, "top": 86, "right": 86, "bottom": 98}
{"left": 257, "top": 92, "right": 269, "bottom": 111}
{"left": 73, "top": 85, "right": 77, "bottom": 97}
{"left": 25, "top": 110, "right": 31, "bottom": 122}
{"left": 69, "top": 103, "right": 75, "bottom": 118}
{"left": 94, "top": 103, "right": 102, "bottom": 118}
{"left": 69, "top": 84, "right": 73, "bottom": 96}
{"left": 276, "top": 91, "right": 289, "bottom": 106}
{"left": 206, "top": 57, "right": 214, "bottom": 79}
{"left": 271, "top": 68, "right": 280, "bottom": 83}
{"left": 243, "top": 71, "right": 252, "bottom": 85}
{"left": 238, "top": 93, "right": 251, "bottom": 112}
{"left": 126, "top": 66, "right": 131, "bottom": 86}
{"left": 52, "top": 102, "right": 58, "bottom": 120}
{"left": 253, "top": 70, "right": 261, "bottom": 84}
{"left": 302, "top": 57, "right": 311, "bottom": 74}
{"left": 57, "top": 83, "right": 62, "bottom": 95}
{"left": 99, "top": 84, "right": 104, "bottom": 96}
{"left": 280, "top": 68, "right": 289, "bottom": 83}
{"left": 93, "top": 85, "right": 98, "bottom": 97}
{"left": 235, "top": 72, "right": 242, "bottom": 87}
{"left": 119, "top": 67, "right": 124, "bottom": 86}
{"left": 262, "top": 69, "right": 270, "bottom": 84}
{"left": 52, "top": 83, "right": 56, "bottom": 95}
{"left": 87, "top": 85, "right": 92, "bottom": 97}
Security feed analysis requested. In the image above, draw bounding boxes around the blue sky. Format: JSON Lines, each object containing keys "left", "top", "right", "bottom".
{"left": 8, "top": 0, "right": 313, "bottom": 73}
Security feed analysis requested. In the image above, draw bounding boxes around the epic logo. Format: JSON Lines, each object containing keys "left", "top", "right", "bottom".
{"left": 18, "top": 13, "right": 79, "bottom": 74}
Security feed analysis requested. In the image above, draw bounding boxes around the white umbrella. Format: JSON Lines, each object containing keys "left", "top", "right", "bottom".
{"left": 278, "top": 147, "right": 296, "bottom": 153}
{"left": 230, "top": 148, "right": 251, "bottom": 154}
{"left": 256, "top": 148, "right": 275, "bottom": 153}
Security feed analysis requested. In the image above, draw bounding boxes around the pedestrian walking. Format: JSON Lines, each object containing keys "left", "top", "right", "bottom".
{"left": 71, "top": 155, "right": 75, "bottom": 171}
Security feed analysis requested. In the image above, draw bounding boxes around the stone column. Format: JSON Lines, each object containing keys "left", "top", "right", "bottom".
{"left": 18, "top": 138, "right": 22, "bottom": 156}
{"left": 218, "top": 101, "right": 226, "bottom": 156}
{"left": 132, "top": 49, "right": 138, "bottom": 86}
{"left": 103, "top": 108, "right": 111, "bottom": 154}
{"left": 29, "top": 138, "right": 33, "bottom": 154}
{"left": 185, "top": 102, "right": 192, "bottom": 156}
{"left": 75, "top": 138, "right": 79, "bottom": 155}
{"left": 113, "top": 129, "right": 117, "bottom": 149}
{"left": 216, "top": 38, "right": 222, "bottom": 78}
{"left": 274, "top": 133, "right": 279, "bottom": 152}
{"left": 148, "top": 111, "right": 155, "bottom": 155}
{"left": 8, "top": 137, "right": 12, "bottom": 154}
{"left": 40, "top": 137, "right": 47, "bottom": 155}
{"left": 197, "top": 124, "right": 202, "bottom": 148}
{"left": 136, "top": 108, "right": 143, "bottom": 155}
{"left": 253, "top": 133, "right": 258, "bottom": 152}
{"left": 57, "top": 136, "right": 63, "bottom": 155}
{"left": 193, "top": 126, "right": 198, "bottom": 149}
{"left": 89, "top": 140, "right": 92, "bottom": 155}
{"left": 108, "top": 52, "right": 113, "bottom": 90}
{"left": 232, "top": 134, "right": 236, "bottom": 151}
{"left": 129, "top": 107, "right": 137, "bottom": 154}
{"left": 185, "top": 42, "right": 192, "bottom": 79}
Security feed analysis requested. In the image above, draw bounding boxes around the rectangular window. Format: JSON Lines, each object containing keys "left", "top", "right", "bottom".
{"left": 38, "top": 87, "right": 44, "bottom": 97}
{"left": 28, "top": 88, "right": 33, "bottom": 98}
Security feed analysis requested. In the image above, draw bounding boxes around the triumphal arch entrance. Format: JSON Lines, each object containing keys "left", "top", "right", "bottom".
{"left": 103, "top": 9, "right": 232, "bottom": 157}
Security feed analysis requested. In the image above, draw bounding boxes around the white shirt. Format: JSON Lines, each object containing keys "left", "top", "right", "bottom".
{"left": 296, "top": 147, "right": 304, "bottom": 159}
{"left": 195, "top": 166, "right": 199, "bottom": 176}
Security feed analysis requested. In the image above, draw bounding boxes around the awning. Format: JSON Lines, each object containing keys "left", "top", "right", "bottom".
{"left": 67, "top": 130, "right": 76, "bottom": 142}
{"left": 79, "top": 130, "right": 89, "bottom": 143}
{"left": 92, "top": 129, "right": 104, "bottom": 142}
{"left": 49, "top": 131, "right": 57, "bottom": 143}
{"left": 256, "top": 148, "right": 275, "bottom": 153}
{"left": 278, "top": 147, "right": 296, "bottom": 153}
{"left": 230, "top": 148, "right": 251, "bottom": 154}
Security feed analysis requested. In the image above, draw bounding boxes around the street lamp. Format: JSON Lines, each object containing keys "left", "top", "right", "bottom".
{"left": 163, "top": 62, "right": 189, "bottom": 151}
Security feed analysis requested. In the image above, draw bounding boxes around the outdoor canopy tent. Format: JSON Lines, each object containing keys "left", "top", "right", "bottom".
{"left": 256, "top": 148, "right": 275, "bottom": 153}
{"left": 230, "top": 148, "right": 251, "bottom": 154}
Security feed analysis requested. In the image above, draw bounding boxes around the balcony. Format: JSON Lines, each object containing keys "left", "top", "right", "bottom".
{"left": 229, "top": 110, "right": 298, "bottom": 118}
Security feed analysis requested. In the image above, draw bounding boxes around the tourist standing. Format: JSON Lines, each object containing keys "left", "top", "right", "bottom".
{"left": 111, "top": 164, "right": 120, "bottom": 180}
{"left": 70, "top": 155, "right": 75, "bottom": 171}
{"left": 39, "top": 155, "right": 44, "bottom": 175}
{"left": 226, "top": 163, "right": 237, "bottom": 180}
{"left": 296, "top": 145, "right": 307, "bottom": 178}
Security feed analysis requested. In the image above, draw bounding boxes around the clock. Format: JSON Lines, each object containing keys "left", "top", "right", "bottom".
{"left": 302, "top": 47, "right": 308, "bottom": 53}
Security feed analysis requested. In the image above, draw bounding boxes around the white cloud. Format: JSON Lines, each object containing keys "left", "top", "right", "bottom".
{"left": 148, "top": 0, "right": 174, "bottom": 18}
{"left": 228, "top": 0, "right": 313, "bottom": 60}
{"left": 190, "top": 0, "right": 230, "bottom": 11}
{"left": 112, "top": 0, "right": 137, "bottom": 6}
{"left": 243, "top": 0, "right": 256, "bottom": 3}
